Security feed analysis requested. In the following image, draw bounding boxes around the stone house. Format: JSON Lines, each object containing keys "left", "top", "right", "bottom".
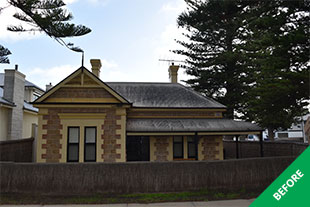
{"left": 33, "top": 59, "right": 261, "bottom": 163}
{"left": 0, "top": 67, "right": 44, "bottom": 141}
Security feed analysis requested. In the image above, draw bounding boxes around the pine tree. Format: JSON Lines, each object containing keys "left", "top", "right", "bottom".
{"left": 0, "top": 0, "right": 91, "bottom": 63}
{"left": 174, "top": 0, "right": 253, "bottom": 118}
{"left": 174, "top": 0, "right": 309, "bottom": 140}
{"left": 240, "top": 0, "right": 310, "bottom": 139}
{"left": 0, "top": 45, "right": 11, "bottom": 64}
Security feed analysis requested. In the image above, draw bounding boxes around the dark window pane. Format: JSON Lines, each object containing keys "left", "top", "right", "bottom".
{"left": 188, "top": 143, "right": 196, "bottom": 158}
{"left": 174, "top": 136, "right": 182, "bottom": 142}
{"left": 187, "top": 136, "right": 194, "bottom": 142}
{"left": 173, "top": 143, "right": 183, "bottom": 158}
{"left": 68, "top": 128, "right": 79, "bottom": 143}
{"left": 85, "top": 145, "right": 96, "bottom": 161}
{"left": 68, "top": 145, "right": 79, "bottom": 161}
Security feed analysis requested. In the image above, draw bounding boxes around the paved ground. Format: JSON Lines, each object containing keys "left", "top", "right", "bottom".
{"left": 1, "top": 199, "right": 255, "bottom": 207}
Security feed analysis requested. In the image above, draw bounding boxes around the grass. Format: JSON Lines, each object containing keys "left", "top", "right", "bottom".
{"left": 0, "top": 188, "right": 259, "bottom": 205}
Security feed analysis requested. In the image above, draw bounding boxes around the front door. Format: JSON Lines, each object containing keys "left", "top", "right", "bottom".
{"left": 126, "top": 136, "right": 150, "bottom": 161}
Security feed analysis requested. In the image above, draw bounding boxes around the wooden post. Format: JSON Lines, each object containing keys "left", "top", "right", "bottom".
{"left": 195, "top": 132, "right": 198, "bottom": 160}
{"left": 236, "top": 135, "right": 239, "bottom": 159}
{"left": 260, "top": 131, "right": 264, "bottom": 157}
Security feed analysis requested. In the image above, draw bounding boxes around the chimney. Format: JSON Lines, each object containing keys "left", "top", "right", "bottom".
{"left": 90, "top": 59, "right": 102, "bottom": 77}
{"left": 3, "top": 67, "right": 25, "bottom": 140}
{"left": 168, "top": 63, "right": 179, "bottom": 83}
{"left": 46, "top": 82, "right": 53, "bottom": 91}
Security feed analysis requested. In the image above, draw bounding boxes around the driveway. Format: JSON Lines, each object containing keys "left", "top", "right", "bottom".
{"left": 1, "top": 199, "right": 255, "bottom": 207}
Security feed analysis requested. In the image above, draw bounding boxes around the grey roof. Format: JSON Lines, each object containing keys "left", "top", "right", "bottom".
{"left": 127, "top": 119, "right": 262, "bottom": 132}
{"left": 24, "top": 101, "right": 38, "bottom": 112}
{"left": 0, "top": 87, "right": 14, "bottom": 106}
{"left": 0, "top": 83, "right": 38, "bottom": 112}
{"left": 0, "top": 73, "right": 44, "bottom": 92}
{"left": 107, "top": 82, "right": 226, "bottom": 108}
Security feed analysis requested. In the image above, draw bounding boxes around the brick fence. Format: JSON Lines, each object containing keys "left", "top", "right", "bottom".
{"left": 224, "top": 140, "right": 308, "bottom": 159}
{"left": 0, "top": 138, "right": 34, "bottom": 162}
{"left": 0, "top": 156, "right": 295, "bottom": 195}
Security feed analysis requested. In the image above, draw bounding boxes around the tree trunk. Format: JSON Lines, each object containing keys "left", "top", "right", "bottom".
{"left": 268, "top": 127, "right": 275, "bottom": 141}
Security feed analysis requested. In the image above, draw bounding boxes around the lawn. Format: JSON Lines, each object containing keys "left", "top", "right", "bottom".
{"left": 0, "top": 189, "right": 259, "bottom": 204}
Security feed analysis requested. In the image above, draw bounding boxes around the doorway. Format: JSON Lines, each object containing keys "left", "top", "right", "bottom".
{"left": 126, "top": 136, "right": 150, "bottom": 161}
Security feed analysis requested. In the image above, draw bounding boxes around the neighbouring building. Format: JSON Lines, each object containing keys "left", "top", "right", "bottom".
{"left": 33, "top": 59, "right": 262, "bottom": 163}
{"left": 273, "top": 114, "right": 310, "bottom": 142}
{"left": 0, "top": 66, "right": 44, "bottom": 141}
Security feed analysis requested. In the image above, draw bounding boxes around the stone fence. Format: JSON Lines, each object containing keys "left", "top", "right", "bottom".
{"left": 0, "top": 156, "right": 295, "bottom": 195}
{"left": 223, "top": 140, "right": 308, "bottom": 159}
{"left": 0, "top": 138, "right": 34, "bottom": 162}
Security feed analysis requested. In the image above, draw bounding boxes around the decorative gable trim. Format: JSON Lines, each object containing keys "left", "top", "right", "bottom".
{"left": 34, "top": 67, "right": 129, "bottom": 104}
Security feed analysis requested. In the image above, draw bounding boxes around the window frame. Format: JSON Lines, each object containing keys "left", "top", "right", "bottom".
{"left": 187, "top": 136, "right": 197, "bottom": 159}
{"left": 84, "top": 126, "right": 97, "bottom": 162}
{"left": 173, "top": 136, "right": 184, "bottom": 159}
{"left": 67, "top": 126, "right": 80, "bottom": 162}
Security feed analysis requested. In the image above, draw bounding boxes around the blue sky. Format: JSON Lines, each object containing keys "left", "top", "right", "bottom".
{"left": 0, "top": 0, "right": 188, "bottom": 89}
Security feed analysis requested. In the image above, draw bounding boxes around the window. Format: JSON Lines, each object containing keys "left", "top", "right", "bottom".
{"left": 67, "top": 127, "right": 79, "bottom": 162}
{"left": 32, "top": 92, "right": 40, "bottom": 101}
{"left": 84, "top": 127, "right": 96, "bottom": 162}
{"left": 187, "top": 136, "right": 196, "bottom": 158}
{"left": 173, "top": 136, "right": 183, "bottom": 158}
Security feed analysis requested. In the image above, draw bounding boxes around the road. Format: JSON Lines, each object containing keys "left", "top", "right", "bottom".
{"left": 1, "top": 199, "right": 254, "bottom": 207}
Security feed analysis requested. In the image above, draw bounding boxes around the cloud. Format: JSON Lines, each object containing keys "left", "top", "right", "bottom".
{"left": 64, "top": 0, "right": 111, "bottom": 6}
{"left": 26, "top": 58, "right": 118, "bottom": 88}
{"left": 160, "top": 0, "right": 187, "bottom": 14}
{"left": 0, "top": 2, "right": 41, "bottom": 42}
{"left": 154, "top": 24, "right": 187, "bottom": 62}
{"left": 63, "top": 0, "right": 79, "bottom": 4}
{"left": 101, "top": 59, "right": 118, "bottom": 69}
{"left": 27, "top": 65, "right": 79, "bottom": 89}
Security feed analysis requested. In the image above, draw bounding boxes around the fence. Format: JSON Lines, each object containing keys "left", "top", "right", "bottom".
{"left": 0, "top": 138, "right": 34, "bottom": 162}
{"left": 224, "top": 140, "right": 308, "bottom": 159}
{"left": 0, "top": 156, "right": 295, "bottom": 195}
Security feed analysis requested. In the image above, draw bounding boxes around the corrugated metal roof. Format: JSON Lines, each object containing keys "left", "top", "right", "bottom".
{"left": 127, "top": 118, "right": 262, "bottom": 132}
{"left": 23, "top": 101, "right": 38, "bottom": 112}
{"left": 0, "top": 85, "right": 38, "bottom": 111}
{"left": 107, "top": 82, "right": 226, "bottom": 108}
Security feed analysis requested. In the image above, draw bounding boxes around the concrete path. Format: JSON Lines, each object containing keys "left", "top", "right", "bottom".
{"left": 1, "top": 199, "right": 255, "bottom": 207}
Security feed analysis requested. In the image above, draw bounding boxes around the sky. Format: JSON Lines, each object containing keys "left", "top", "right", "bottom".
{"left": 0, "top": 0, "right": 189, "bottom": 90}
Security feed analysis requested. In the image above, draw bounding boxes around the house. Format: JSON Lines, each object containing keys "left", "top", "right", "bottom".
{"left": 0, "top": 66, "right": 44, "bottom": 141}
{"left": 33, "top": 59, "right": 262, "bottom": 163}
{"left": 304, "top": 116, "right": 310, "bottom": 144}
{"left": 274, "top": 114, "right": 310, "bottom": 142}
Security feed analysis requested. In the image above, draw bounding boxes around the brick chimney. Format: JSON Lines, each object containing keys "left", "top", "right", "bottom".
{"left": 168, "top": 63, "right": 179, "bottom": 83}
{"left": 45, "top": 82, "right": 53, "bottom": 91}
{"left": 3, "top": 66, "right": 25, "bottom": 140}
{"left": 90, "top": 59, "right": 102, "bottom": 78}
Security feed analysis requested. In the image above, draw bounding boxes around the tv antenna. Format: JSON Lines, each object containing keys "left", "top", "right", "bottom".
{"left": 158, "top": 59, "right": 186, "bottom": 66}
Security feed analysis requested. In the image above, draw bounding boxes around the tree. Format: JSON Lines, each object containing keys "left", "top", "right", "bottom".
{"left": 0, "top": 45, "right": 11, "bottom": 64}
{"left": 174, "top": 0, "right": 309, "bottom": 140}
{"left": 173, "top": 0, "right": 253, "bottom": 118}
{"left": 0, "top": 0, "right": 91, "bottom": 63}
{"left": 240, "top": 0, "right": 310, "bottom": 139}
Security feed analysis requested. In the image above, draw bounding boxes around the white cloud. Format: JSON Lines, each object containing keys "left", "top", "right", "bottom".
{"left": 154, "top": 24, "right": 187, "bottom": 63}
{"left": 160, "top": 0, "right": 187, "bottom": 14}
{"left": 26, "top": 58, "right": 118, "bottom": 88}
{"left": 0, "top": 2, "right": 41, "bottom": 42}
{"left": 64, "top": 0, "right": 111, "bottom": 6}
{"left": 101, "top": 59, "right": 118, "bottom": 69}
{"left": 27, "top": 65, "right": 79, "bottom": 89}
{"left": 63, "top": 0, "right": 79, "bottom": 4}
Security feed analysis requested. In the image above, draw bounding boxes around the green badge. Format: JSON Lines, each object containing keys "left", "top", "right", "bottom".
{"left": 250, "top": 146, "right": 310, "bottom": 207}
